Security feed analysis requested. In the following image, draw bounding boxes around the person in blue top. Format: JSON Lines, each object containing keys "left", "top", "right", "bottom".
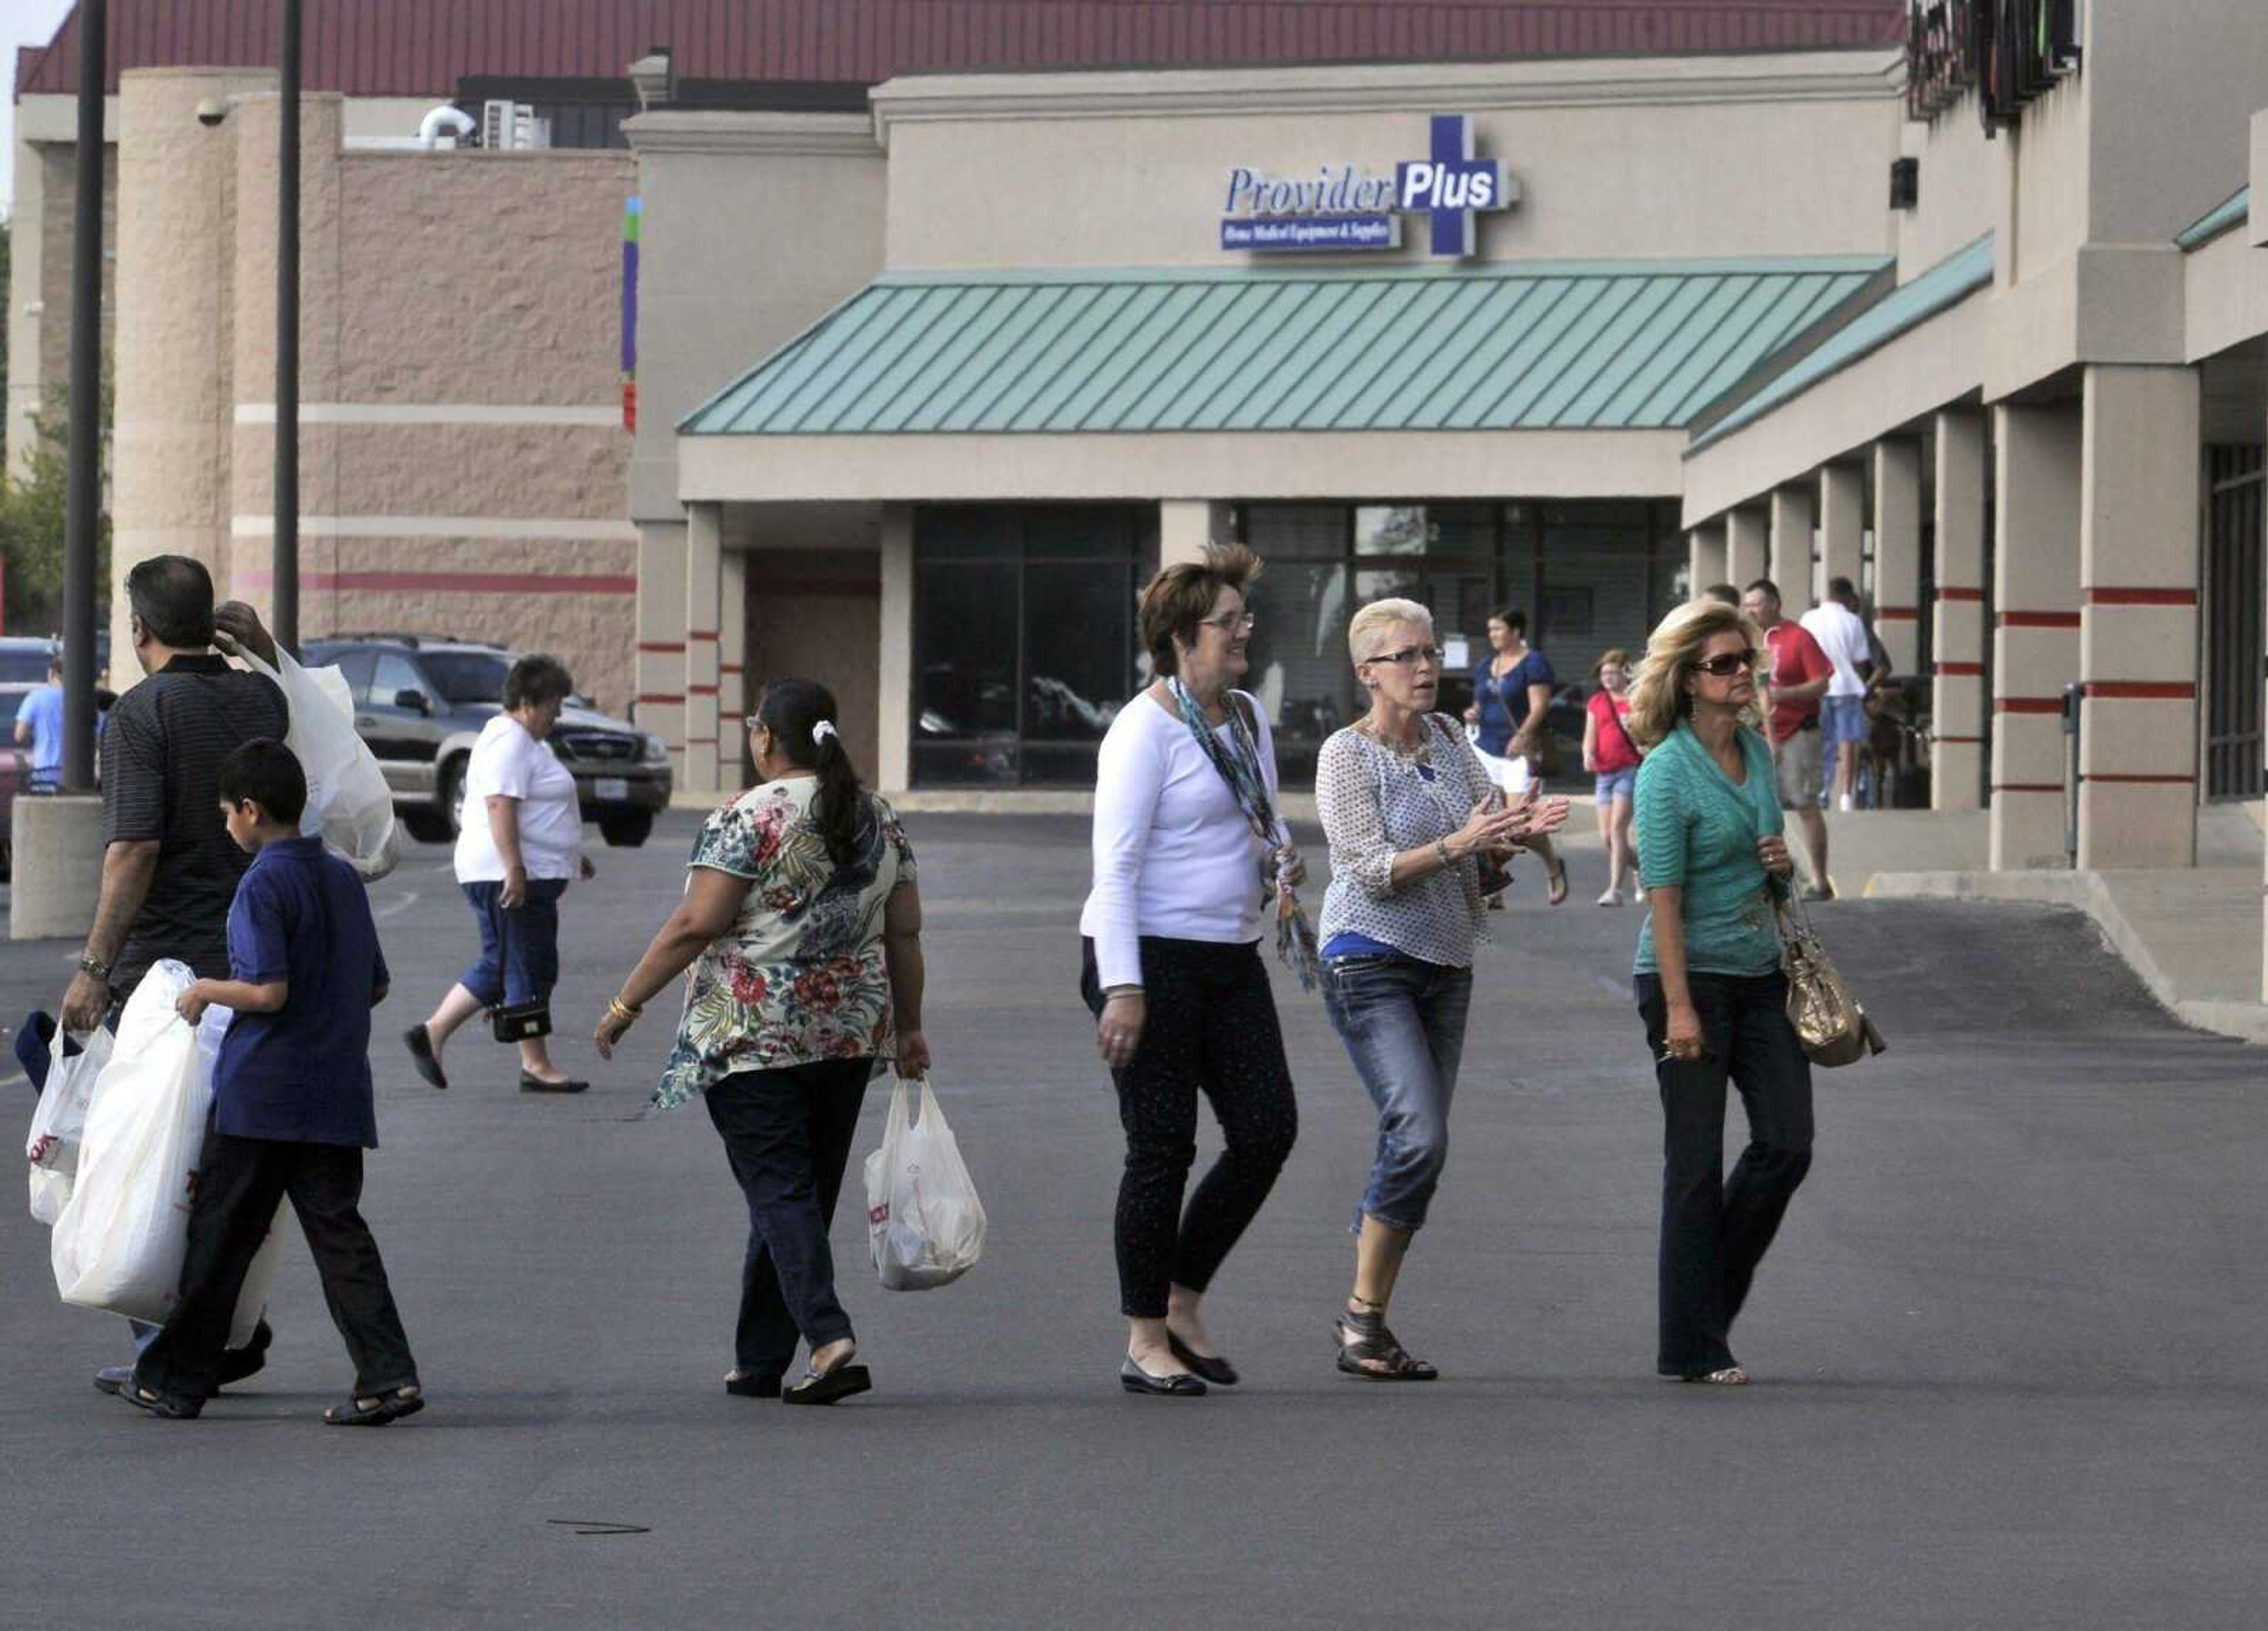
{"left": 1463, "top": 608, "right": 1569, "bottom": 905}
{"left": 124, "top": 738, "right": 423, "bottom": 1425}
{"left": 14, "top": 653, "right": 64, "bottom": 790}
{"left": 1625, "top": 598, "right": 1813, "bottom": 1388}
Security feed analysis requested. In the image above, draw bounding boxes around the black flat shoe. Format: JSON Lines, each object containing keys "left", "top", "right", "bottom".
{"left": 783, "top": 1363, "right": 871, "bottom": 1406}
{"left": 725, "top": 1370, "right": 783, "bottom": 1399}
{"left": 1166, "top": 1331, "right": 1238, "bottom": 1387}
{"left": 122, "top": 1384, "right": 201, "bottom": 1420}
{"left": 1119, "top": 1357, "right": 1205, "bottom": 1397}
{"left": 519, "top": 1073, "right": 589, "bottom": 1094}
{"left": 324, "top": 1385, "right": 425, "bottom": 1426}
{"left": 403, "top": 1025, "right": 448, "bottom": 1090}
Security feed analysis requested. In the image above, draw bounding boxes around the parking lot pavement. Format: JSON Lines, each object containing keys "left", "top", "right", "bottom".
{"left": 3, "top": 813, "right": 2266, "bottom": 1630}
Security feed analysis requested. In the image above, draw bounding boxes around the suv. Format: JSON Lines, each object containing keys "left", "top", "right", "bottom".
{"left": 301, "top": 635, "right": 672, "bottom": 847}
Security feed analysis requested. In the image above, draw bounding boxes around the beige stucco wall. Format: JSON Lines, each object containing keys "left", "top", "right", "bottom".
{"left": 1895, "top": 90, "right": 2000, "bottom": 283}
{"left": 624, "top": 112, "right": 887, "bottom": 523}
{"left": 2086, "top": 0, "right": 2268, "bottom": 252}
{"left": 874, "top": 53, "right": 1902, "bottom": 272}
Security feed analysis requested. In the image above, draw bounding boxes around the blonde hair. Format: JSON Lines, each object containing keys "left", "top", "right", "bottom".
{"left": 1347, "top": 597, "right": 1433, "bottom": 661}
{"left": 1625, "top": 599, "right": 1765, "bottom": 748}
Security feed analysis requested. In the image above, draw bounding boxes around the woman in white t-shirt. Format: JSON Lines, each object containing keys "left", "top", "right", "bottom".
{"left": 1078, "top": 543, "right": 1306, "bottom": 1398}
{"left": 403, "top": 654, "right": 595, "bottom": 1093}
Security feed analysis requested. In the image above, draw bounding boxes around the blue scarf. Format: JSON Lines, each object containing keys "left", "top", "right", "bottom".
{"left": 1167, "top": 677, "right": 1318, "bottom": 993}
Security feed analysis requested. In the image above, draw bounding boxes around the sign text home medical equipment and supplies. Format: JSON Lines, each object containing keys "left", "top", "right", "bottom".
{"left": 1220, "top": 115, "right": 1517, "bottom": 257}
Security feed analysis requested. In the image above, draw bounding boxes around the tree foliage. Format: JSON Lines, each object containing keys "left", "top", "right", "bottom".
{"left": 0, "top": 382, "right": 112, "bottom": 637}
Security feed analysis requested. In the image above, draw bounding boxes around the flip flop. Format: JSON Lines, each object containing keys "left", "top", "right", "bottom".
{"left": 1546, "top": 856, "right": 1569, "bottom": 907}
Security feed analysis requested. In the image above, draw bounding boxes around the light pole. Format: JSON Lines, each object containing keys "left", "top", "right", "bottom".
{"left": 273, "top": 0, "right": 302, "bottom": 655}
{"left": 60, "top": 0, "right": 106, "bottom": 790}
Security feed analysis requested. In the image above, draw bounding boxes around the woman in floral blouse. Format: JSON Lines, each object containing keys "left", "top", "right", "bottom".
{"left": 595, "top": 678, "right": 926, "bottom": 1407}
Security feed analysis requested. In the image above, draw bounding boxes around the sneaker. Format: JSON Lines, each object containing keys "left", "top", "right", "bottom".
{"left": 1596, "top": 886, "right": 1622, "bottom": 907}
{"left": 1837, "top": 793, "right": 1855, "bottom": 813}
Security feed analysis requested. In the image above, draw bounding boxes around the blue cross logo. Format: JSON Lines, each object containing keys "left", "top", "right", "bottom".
{"left": 1395, "top": 115, "right": 1513, "bottom": 259}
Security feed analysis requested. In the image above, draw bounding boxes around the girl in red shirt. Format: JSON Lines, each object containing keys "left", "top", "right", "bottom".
{"left": 1582, "top": 648, "right": 1644, "bottom": 905}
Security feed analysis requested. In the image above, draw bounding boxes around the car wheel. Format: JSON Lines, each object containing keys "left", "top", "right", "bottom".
{"left": 598, "top": 810, "right": 654, "bottom": 848}
{"left": 400, "top": 810, "right": 451, "bottom": 844}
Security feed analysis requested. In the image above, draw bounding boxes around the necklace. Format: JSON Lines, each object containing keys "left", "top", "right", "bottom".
{"left": 1355, "top": 715, "right": 1430, "bottom": 761}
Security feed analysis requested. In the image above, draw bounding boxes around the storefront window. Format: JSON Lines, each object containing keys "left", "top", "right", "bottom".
{"left": 912, "top": 505, "right": 1155, "bottom": 787}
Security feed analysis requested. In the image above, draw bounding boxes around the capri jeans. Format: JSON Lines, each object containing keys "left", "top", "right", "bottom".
{"left": 1080, "top": 936, "right": 1298, "bottom": 1319}
{"left": 458, "top": 878, "right": 566, "bottom": 1007}
{"left": 1634, "top": 970, "right": 1814, "bottom": 1379}
{"left": 1322, "top": 952, "right": 1472, "bottom": 1233}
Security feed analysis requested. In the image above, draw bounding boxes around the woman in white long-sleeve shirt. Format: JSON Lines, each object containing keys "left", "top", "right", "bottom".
{"left": 1078, "top": 543, "right": 1302, "bottom": 1398}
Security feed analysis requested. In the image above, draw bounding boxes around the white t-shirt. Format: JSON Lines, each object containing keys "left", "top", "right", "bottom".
{"left": 1800, "top": 602, "right": 1873, "bottom": 699}
{"left": 454, "top": 714, "right": 584, "bottom": 882}
{"left": 1078, "top": 689, "right": 1282, "bottom": 991}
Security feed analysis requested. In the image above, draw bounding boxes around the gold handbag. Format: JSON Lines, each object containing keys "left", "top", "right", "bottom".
{"left": 1776, "top": 896, "right": 1885, "bottom": 1067}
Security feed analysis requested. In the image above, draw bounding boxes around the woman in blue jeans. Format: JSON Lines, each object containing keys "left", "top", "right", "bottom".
{"left": 1315, "top": 598, "right": 1568, "bottom": 1379}
{"left": 1625, "top": 598, "right": 1813, "bottom": 1385}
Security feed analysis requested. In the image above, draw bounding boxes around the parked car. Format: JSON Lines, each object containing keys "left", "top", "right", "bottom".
{"left": 300, "top": 635, "right": 672, "bottom": 847}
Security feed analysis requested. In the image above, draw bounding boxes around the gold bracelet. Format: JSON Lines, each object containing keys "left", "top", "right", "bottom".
{"left": 607, "top": 996, "right": 642, "bottom": 1023}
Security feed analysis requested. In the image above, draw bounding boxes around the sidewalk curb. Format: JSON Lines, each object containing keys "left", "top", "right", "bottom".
{"left": 1865, "top": 869, "right": 2268, "bottom": 1046}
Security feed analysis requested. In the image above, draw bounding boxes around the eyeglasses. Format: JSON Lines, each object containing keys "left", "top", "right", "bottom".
{"left": 1202, "top": 611, "right": 1258, "bottom": 634}
{"left": 1364, "top": 644, "right": 1445, "bottom": 668}
{"left": 1692, "top": 650, "right": 1759, "bottom": 677}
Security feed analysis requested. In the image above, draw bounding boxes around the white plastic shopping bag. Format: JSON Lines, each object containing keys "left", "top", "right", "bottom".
{"left": 26, "top": 1025, "right": 116, "bottom": 1225}
{"left": 863, "top": 1075, "right": 986, "bottom": 1291}
{"left": 237, "top": 646, "right": 400, "bottom": 880}
{"left": 50, "top": 962, "right": 280, "bottom": 1346}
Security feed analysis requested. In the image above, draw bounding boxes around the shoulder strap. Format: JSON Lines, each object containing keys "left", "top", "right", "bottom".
{"left": 1606, "top": 699, "right": 1644, "bottom": 761}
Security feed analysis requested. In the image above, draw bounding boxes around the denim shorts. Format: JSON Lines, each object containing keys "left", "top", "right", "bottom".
{"left": 1594, "top": 766, "right": 1638, "bottom": 804}
{"left": 1321, "top": 952, "right": 1473, "bottom": 1233}
{"left": 1821, "top": 694, "right": 1869, "bottom": 746}
{"left": 459, "top": 878, "right": 566, "bottom": 1008}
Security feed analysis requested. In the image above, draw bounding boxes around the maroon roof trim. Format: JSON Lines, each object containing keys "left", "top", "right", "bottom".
{"left": 19, "top": 1, "right": 1904, "bottom": 100}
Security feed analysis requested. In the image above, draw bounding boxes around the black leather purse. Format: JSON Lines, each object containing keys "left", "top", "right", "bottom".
{"left": 489, "top": 899, "right": 552, "bottom": 1044}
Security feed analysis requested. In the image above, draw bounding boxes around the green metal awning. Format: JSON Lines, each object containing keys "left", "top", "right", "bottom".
{"left": 682, "top": 258, "right": 1887, "bottom": 439}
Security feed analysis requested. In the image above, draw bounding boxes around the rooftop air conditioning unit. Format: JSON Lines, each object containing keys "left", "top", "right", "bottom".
{"left": 480, "top": 99, "right": 552, "bottom": 151}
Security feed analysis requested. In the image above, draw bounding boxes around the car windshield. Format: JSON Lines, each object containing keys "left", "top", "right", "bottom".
{"left": 0, "top": 650, "right": 54, "bottom": 684}
{"left": 420, "top": 651, "right": 512, "bottom": 706}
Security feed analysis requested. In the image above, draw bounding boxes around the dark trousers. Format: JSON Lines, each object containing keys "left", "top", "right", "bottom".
{"left": 136, "top": 1129, "right": 418, "bottom": 1402}
{"left": 703, "top": 1059, "right": 871, "bottom": 1378}
{"left": 1635, "top": 971, "right": 1815, "bottom": 1378}
{"left": 1081, "top": 937, "right": 1298, "bottom": 1319}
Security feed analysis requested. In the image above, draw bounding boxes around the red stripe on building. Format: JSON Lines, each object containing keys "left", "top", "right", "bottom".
{"left": 1998, "top": 611, "right": 2081, "bottom": 629}
{"left": 1875, "top": 606, "right": 1918, "bottom": 620}
{"left": 687, "top": 630, "right": 720, "bottom": 642}
{"left": 2083, "top": 682, "right": 2196, "bottom": 700}
{"left": 1995, "top": 697, "right": 2064, "bottom": 714}
{"left": 636, "top": 693, "right": 685, "bottom": 706}
{"left": 1935, "top": 735, "right": 1983, "bottom": 745}
{"left": 720, "top": 663, "right": 745, "bottom": 674}
{"left": 2084, "top": 588, "right": 2198, "bottom": 606}
{"left": 637, "top": 641, "right": 686, "bottom": 654}
{"left": 685, "top": 736, "right": 718, "bottom": 745}
{"left": 1937, "top": 661, "right": 1985, "bottom": 677}
{"left": 1992, "top": 783, "right": 2064, "bottom": 794}
{"left": 236, "top": 570, "right": 636, "bottom": 596}
{"left": 1938, "top": 587, "right": 1985, "bottom": 602}
{"left": 2082, "top": 773, "right": 2197, "bottom": 785}
{"left": 686, "top": 684, "right": 719, "bottom": 696}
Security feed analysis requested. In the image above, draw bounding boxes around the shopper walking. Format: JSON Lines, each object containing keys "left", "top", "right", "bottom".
{"left": 15, "top": 653, "right": 66, "bottom": 790}
{"left": 1316, "top": 598, "right": 1566, "bottom": 1381}
{"left": 1800, "top": 579, "right": 1877, "bottom": 814}
{"left": 61, "top": 560, "right": 289, "bottom": 1398}
{"left": 1079, "top": 543, "right": 1304, "bottom": 1398}
{"left": 127, "top": 741, "right": 421, "bottom": 1424}
{"left": 1464, "top": 608, "right": 1568, "bottom": 905}
{"left": 1582, "top": 648, "right": 1644, "bottom": 905}
{"left": 1626, "top": 598, "right": 1813, "bottom": 1386}
{"left": 594, "top": 679, "right": 926, "bottom": 1406}
{"left": 404, "top": 655, "right": 594, "bottom": 1094}
{"left": 1742, "top": 580, "right": 1836, "bottom": 901}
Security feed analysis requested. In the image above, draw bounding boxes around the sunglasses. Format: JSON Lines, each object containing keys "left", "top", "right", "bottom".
{"left": 1692, "top": 650, "right": 1759, "bottom": 677}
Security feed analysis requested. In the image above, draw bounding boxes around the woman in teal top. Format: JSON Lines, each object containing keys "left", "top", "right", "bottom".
{"left": 1626, "top": 598, "right": 1813, "bottom": 1387}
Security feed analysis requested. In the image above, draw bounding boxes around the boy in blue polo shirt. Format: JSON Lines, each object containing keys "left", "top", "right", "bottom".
{"left": 127, "top": 739, "right": 423, "bottom": 1424}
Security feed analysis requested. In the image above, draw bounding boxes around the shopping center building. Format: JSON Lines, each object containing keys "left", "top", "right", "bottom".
{"left": 10, "top": 2, "right": 2266, "bottom": 911}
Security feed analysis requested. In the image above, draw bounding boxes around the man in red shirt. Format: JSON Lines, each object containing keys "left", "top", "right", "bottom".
{"left": 1744, "top": 579, "right": 1835, "bottom": 901}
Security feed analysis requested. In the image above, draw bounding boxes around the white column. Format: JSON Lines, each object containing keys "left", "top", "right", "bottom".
{"left": 1989, "top": 402, "right": 2083, "bottom": 870}
{"left": 1871, "top": 439, "right": 1924, "bottom": 674}
{"left": 2077, "top": 365, "right": 2202, "bottom": 869}
{"left": 683, "top": 503, "right": 723, "bottom": 794}
{"left": 877, "top": 504, "right": 915, "bottom": 795}
{"left": 1932, "top": 409, "right": 1989, "bottom": 812}
{"left": 1160, "top": 501, "right": 1234, "bottom": 567}
{"left": 719, "top": 550, "right": 748, "bottom": 790}
{"left": 1687, "top": 524, "right": 1727, "bottom": 597}
{"left": 634, "top": 519, "right": 689, "bottom": 779}
{"left": 1818, "top": 462, "right": 1865, "bottom": 605}
{"left": 1768, "top": 484, "right": 1815, "bottom": 618}
{"left": 1725, "top": 507, "right": 1768, "bottom": 593}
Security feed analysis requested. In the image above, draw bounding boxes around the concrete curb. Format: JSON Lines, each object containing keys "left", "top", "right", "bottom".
{"left": 1865, "top": 867, "right": 2268, "bottom": 1046}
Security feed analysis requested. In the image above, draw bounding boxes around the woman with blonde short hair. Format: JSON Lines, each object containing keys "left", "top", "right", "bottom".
{"left": 1314, "top": 597, "right": 1567, "bottom": 1380}
{"left": 1626, "top": 599, "right": 1812, "bottom": 1386}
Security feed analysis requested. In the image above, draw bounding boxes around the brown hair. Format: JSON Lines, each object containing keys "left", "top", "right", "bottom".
{"left": 1591, "top": 647, "right": 1632, "bottom": 681}
{"left": 1139, "top": 542, "right": 1262, "bottom": 678}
